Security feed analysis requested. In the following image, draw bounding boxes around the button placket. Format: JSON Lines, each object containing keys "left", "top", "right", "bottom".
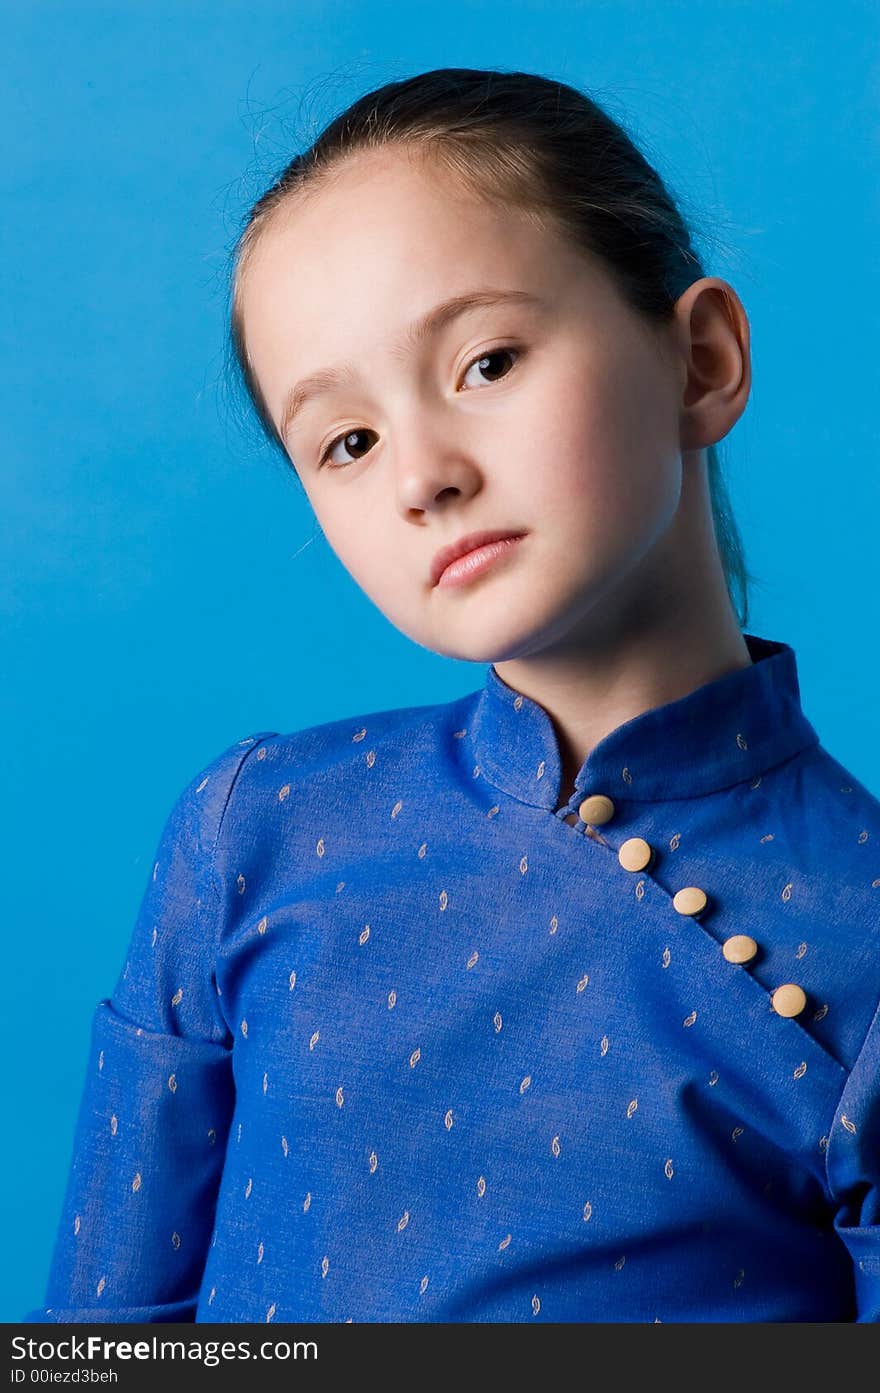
{"left": 608, "top": 815, "right": 710, "bottom": 921}
{"left": 578, "top": 811, "right": 835, "bottom": 1077}
{"left": 552, "top": 782, "right": 817, "bottom": 1038}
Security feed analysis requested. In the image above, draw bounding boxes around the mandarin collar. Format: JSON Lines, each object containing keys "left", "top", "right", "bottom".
{"left": 470, "top": 632, "right": 819, "bottom": 809}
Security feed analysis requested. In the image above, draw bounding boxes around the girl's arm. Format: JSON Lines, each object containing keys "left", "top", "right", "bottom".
{"left": 22, "top": 730, "right": 278, "bottom": 1323}
{"left": 825, "top": 991, "right": 880, "bottom": 1322}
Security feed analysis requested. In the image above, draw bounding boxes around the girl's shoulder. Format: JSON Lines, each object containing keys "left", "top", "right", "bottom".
{"left": 223, "top": 687, "right": 482, "bottom": 798}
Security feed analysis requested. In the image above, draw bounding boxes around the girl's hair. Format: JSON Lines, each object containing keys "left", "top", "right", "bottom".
{"left": 226, "top": 66, "right": 755, "bottom": 628}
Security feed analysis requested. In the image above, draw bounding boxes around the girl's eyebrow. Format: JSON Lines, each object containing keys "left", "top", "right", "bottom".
{"left": 280, "top": 287, "right": 547, "bottom": 440}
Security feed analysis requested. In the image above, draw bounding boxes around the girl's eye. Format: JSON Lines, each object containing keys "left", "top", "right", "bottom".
{"left": 317, "top": 345, "right": 521, "bottom": 469}
{"left": 319, "top": 427, "right": 376, "bottom": 470}
{"left": 459, "top": 345, "right": 520, "bottom": 390}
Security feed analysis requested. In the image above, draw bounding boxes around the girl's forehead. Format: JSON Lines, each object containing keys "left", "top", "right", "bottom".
{"left": 253, "top": 146, "right": 567, "bottom": 274}
{"left": 247, "top": 173, "right": 597, "bottom": 317}
{"left": 238, "top": 151, "right": 649, "bottom": 395}
{"left": 240, "top": 193, "right": 638, "bottom": 403}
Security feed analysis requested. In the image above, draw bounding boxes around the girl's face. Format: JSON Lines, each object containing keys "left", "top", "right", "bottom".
{"left": 239, "top": 145, "right": 698, "bottom": 663}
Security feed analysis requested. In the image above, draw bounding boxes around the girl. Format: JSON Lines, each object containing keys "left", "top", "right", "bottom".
{"left": 25, "top": 67, "right": 880, "bottom": 1324}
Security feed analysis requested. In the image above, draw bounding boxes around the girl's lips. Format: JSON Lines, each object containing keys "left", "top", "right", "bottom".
{"left": 435, "top": 534, "right": 526, "bottom": 588}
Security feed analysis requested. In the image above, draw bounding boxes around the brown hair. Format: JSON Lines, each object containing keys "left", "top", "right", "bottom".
{"left": 226, "top": 66, "right": 756, "bottom": 627}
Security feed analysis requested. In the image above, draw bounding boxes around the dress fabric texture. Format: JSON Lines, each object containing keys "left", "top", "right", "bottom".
{"left": 23, "top": 632, "right": 880, "bottom": 1323}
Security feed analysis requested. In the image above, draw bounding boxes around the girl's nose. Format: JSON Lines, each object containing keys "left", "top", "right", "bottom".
{"left": 392, "top": 416, "right": 482, "bottom": 516}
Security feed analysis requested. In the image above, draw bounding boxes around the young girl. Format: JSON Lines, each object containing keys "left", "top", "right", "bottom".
{"left": 25, "top": 67, "right": 880, "bottom": 1325}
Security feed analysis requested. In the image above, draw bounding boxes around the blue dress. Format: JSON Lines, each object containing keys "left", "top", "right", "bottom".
{"left": 23, "top": 633, "right": 880, "bottom": 1323}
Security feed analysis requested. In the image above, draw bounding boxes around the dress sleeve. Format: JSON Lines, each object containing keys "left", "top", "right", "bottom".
{"left": 22, "top": 731, "right": 278, "bottom": 1324}
{"left": 825, "top": 992, "right": 880, "bottom": 1322}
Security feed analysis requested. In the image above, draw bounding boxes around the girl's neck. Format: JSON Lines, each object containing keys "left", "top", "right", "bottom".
{"left": 492, "top": 452, "right": 752, "bottom": 809}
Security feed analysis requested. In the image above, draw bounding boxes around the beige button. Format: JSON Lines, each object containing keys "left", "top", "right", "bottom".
{"left": 672, "top": 886, "right": 708, "bottom": 917}
{"left": 771, "top": 983, "right": 807, "bottom": 1018}
{"left": 578, "top": 794, "right": 615, "bottom": 826}
{"left": 722, "top": 934, "right": 758, "bottom": 964}
{"left": 617, "top": 837, "right": 654, "bottom": 872}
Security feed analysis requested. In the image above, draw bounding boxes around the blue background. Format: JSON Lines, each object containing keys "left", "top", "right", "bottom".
{"left": 5, "top": 0, "right": 878, "bottom": 1323}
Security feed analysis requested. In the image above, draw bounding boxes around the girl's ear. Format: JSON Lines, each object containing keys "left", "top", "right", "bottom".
{"left": 674, "top": 277, "right": 751, "bottom": 452}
